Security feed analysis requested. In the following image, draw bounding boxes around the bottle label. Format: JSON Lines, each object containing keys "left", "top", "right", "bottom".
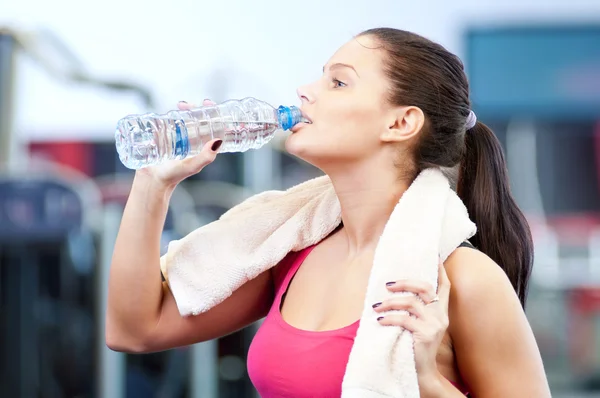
{"left": 174, "top": 121, "right": 190, "bottom": 159}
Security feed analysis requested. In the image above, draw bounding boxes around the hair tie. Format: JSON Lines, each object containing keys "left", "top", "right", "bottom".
{"left": 465, "top": 110, "right": 477, "bottom": 130}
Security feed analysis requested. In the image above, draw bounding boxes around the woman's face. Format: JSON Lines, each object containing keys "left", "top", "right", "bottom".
{"left": 285, "top": 35, "right": 399, "bottom": 170}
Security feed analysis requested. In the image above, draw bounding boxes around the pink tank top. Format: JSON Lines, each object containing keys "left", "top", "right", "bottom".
{"left": 247, "top": 245, "right": 469, "bottom": 397}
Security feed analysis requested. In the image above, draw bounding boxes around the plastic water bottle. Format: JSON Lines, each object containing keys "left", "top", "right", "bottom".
{"left": 115, "top": 97, "right": 304, "bottom": 169}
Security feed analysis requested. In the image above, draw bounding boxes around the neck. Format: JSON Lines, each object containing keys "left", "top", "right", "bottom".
{"left": 327, "top": 161, "right": 411, "bottom": 255}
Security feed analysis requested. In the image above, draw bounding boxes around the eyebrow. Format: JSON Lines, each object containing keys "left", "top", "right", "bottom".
{"left": 323, "top": 62, "right": 360, "bottom": 77}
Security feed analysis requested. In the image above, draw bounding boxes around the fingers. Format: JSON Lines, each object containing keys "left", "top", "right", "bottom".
{"left": 182, "top": 139, "right": 221, "bottom": 171}
{"left": 377, "top": 312, "right": 448, "bottom": 343}
{"left": 209, "top": 139, "right": 223, "bottom": 152}
{"left": 177, "top": 101, "right": 195, "bottom": 111}
{"left": 385, "top": 279, "right": 437, "bottom": 304}
{"left": 374, "top": 295, "right": 449, "bottom": 332}
{"left": 375, "top": 260, "right": 451, "bottom": 335}
{"left": 175, "top": 98, "right": 221, "bottom": 172}
{"left": 373, "top": 295, "right": 427, "bottom": 318}
{"left": 177, "top": 98, "right": 216, "bottom": 111}
{"left": 377, "top": 312, "right": 420, "bottom": 330}
{"left": 384, "top": 259, "right": 452, "bottom": 307}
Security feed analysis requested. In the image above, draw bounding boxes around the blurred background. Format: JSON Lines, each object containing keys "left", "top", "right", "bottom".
{"left": 1, "top": 0, "right": 600, "bottom": 397}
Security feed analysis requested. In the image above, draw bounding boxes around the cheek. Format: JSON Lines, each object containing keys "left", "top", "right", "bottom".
{"left": 325, "top": 105, "right": 383, "bottom": 144}
{"left": 284, "top": 101, "right": 385, "bottom": 159}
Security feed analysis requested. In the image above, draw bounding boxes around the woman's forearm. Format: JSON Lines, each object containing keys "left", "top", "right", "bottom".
{"left": 106, "top": 172, "right": 175, "bottom": 349}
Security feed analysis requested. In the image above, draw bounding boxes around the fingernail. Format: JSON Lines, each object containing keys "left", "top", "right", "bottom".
{"left": 203, "top": 98, "right": 211, "bottom": 102}
{"left": 211, "top": 140, "right": 223, "bottom": 151}
{"left": 385, "top": 281, "right": 396, "bottom": 286}
{"left": 372, "top": 302, "right": 382, "bottom": 309}
{"left": 179, "top": 100, "right": 187, "bottom": 104}
{"left": 377, "top": 316, "right": 384, "bottom": 321}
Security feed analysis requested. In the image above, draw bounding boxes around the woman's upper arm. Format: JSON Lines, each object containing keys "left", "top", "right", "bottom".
{"left": 445, "top": 248, "right": 551, "bottom": 397}
{"left": 129, "top": 267, "right": 275, "bottom": 353}
{"left": 133, "top": 251, "right": 298, "bottom": 353}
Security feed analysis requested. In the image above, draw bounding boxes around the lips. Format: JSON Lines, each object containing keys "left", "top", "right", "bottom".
{"left": 300, "top": 110, "right": 313, "bottom": 124}
{"left": 290, "top": 110, "right": 313, "bottom": 133}
{"left": 291, "top": 121, "right": 310, "bottom": 133}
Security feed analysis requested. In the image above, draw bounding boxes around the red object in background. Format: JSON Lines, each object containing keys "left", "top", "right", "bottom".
{"left": 569, "top": 288, "right": 600, "bottom": 314}
{"left": 544, "top": 121, "right": 600, "bottom": 246}
{"left": 29, "top": 141, "right": 93, "bottom": 176}
{"left": 546, "top": 213, "right": 600, "bottom": 246}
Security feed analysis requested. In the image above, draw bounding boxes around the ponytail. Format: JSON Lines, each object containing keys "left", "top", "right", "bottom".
{"left": 457, "top": 121, "right": 534, "bottom": 308}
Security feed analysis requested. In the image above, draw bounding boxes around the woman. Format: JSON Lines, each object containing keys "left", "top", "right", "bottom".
{"left": 107, "top": 28, "right": 551, "bottom": 397}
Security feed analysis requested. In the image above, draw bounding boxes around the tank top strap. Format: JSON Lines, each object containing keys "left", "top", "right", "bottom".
{"left": 273, "top": 245, "right": 317, "bottom": 300}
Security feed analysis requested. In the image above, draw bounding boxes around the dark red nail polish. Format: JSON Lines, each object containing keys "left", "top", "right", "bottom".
{"left": 377, "top": 316, "right": 384, "bottom": 321}
{"left": 372, "top": 302, "right": 382, "bottom": 309}
{"left": 386, "top": 281, "right": 396, "bottom": 286}
{"left": 211, "top": 140, "right": 223, "bottom": 151}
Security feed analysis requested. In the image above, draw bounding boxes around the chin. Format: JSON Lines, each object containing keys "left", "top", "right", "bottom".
{"left": 284, "top": 134, "right": 337, "bottom": 172}
{"left": 284, "top": 132, "right": 308, "bottom": 157}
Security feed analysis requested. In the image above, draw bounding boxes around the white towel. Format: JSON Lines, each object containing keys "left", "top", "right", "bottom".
{"left": 160, "top": 168, "right": 476, "bottom": 397}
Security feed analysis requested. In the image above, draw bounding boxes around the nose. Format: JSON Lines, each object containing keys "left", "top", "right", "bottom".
{"left": 296, "top": 84, "right": 315, "bottom": 105}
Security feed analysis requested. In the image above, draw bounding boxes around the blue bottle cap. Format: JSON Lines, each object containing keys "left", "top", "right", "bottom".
{"left": 277, "top": 105, "right": 303, "bottom": 131}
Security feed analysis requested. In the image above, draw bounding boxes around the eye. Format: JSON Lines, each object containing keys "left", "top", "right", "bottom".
{"left": 332, "top": 78, "right": 347, "bottom": 88}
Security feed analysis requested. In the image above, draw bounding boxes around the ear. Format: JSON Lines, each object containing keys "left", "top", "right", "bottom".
{"left": 380, "top": 106, "right": 425, "bottom": 143}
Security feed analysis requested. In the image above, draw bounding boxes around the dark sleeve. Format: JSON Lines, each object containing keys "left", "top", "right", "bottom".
{"left": 458, "top": 240, "right": 477, "bottom": 250}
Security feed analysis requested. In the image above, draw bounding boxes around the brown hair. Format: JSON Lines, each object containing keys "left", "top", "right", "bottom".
{"left": 361, "top": 28, "right": 533, "bottom": 307}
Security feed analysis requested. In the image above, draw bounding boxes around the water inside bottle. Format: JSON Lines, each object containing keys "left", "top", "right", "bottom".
{"left": 183, "top": 117, "right": 279, "bottom": 154}
{"left": 118, "top": 115, "right": 193, "bottom": 168}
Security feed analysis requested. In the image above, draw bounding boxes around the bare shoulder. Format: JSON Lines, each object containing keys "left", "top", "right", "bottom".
{"left": 444, "top": 246, "right": 519, "bottom": 309}
{"left": 443, "top": 245, "right": 527, "bottom": 352}
{"left": 441, "top": 246, "right": 551, "bottom": 397}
